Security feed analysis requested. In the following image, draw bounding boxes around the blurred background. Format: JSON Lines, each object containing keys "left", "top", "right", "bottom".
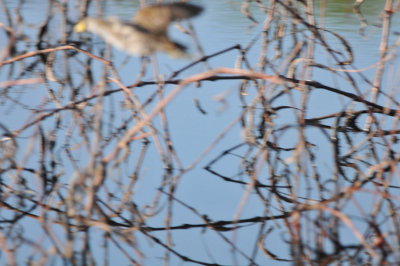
{"left": 0, "top": 0, "right": 399, "bottom": 265}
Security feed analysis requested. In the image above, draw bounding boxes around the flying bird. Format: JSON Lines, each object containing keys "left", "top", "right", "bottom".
{"left": 74, "top": 2, "right": 203, "bottom": 57}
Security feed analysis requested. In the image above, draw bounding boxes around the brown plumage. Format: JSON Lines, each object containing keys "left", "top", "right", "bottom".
{"left": 74, "top": 3, "right": 203, "bottom": 57}
{"left": 133, "top": 3, "right": 203, "bottom": 34}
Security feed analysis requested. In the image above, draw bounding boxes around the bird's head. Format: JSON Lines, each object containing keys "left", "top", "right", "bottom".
{"left": 74, "top": 18, "right": 89, "bottom": 33}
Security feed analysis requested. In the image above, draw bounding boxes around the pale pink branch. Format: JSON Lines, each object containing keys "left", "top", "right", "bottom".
{"left": 0, "top": 231, "right": 16, "bottom": 266}
{"left": 324, "top": 206, "right": 378, "bottom": 260}
{"left": 0, "top": 77, "right": 45, "bottom": 88}
{"left": 103, "top": 67, "right": 284, "bottom": 162}
{"left": 0, "top": 45, "right": 110, "bottom": 67}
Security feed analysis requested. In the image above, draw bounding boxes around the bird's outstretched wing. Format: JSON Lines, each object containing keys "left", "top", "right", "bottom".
{"left": 132, "top": 3, "right": 203, "bottom": 34}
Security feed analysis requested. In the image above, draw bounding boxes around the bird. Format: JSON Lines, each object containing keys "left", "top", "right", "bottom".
{"left": 74, "top": 2, "right": 203, "bottom": 58}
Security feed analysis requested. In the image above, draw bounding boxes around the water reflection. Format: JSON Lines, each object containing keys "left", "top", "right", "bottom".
{"left": 1, "top": 1, "right": 400, "bottom": 265}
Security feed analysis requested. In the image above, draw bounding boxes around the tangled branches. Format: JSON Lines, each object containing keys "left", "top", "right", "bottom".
{"left": 0, "top": 0, "right": 400, "bottom": 265}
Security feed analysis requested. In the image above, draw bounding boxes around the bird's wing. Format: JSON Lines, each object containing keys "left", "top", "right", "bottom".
{"left": 132, "top": 3, "right": 203, "bottom": 34}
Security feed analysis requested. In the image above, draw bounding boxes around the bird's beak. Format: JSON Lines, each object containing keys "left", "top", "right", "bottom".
{"left": 74, "top": 21, "right": 87, "bottom": 32}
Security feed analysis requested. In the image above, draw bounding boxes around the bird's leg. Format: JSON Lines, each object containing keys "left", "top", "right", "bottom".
{"left": 134, "top": 55, "right": 150, "bottom": 83}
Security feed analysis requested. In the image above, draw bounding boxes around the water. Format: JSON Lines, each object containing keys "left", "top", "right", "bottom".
{"left": 1, "top": 0, "right": 399, "bottom": 265}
